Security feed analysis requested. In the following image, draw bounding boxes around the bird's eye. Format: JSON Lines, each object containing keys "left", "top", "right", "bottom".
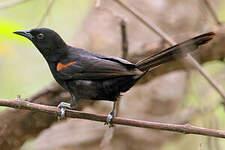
{"left": 36, "top": 33, "right": 45, "bottom": 39}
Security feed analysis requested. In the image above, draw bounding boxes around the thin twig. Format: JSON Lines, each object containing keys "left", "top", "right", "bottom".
{"left": 114, "top": 18, "right": 128, "bottom": 118}
{"left": 101, "top": 13, "right": 129, "bottom": 148}
{"left": 113, "top": 0, "right": 225, "bottom": 102}
{"left": 1, "top": 99, "right": 225, "bottom": 139}
{"left": 110, "top": 19, "right": 128, "bottom": 124}
{"left": 0, "top": 0, "right": 30, "bottom": 9}
{"left": 121, "top": 19, "right": 128, "bottom": 59}
{"left": 203, "top": 0, "right": 222, "bottom": 26}
{"left": 37, "top": 0, "right": 56, "bottom": 27}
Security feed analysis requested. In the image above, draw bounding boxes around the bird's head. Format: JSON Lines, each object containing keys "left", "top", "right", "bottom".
{"left": 14, "top": 28, "right": 67, "bottom": 57}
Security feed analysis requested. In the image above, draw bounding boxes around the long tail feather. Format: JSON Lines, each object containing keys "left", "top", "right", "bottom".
{"left": 136, "top": 32, "right": 215, "bottom": 71}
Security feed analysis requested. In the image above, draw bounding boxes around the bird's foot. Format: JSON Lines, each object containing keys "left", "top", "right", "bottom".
{"left": 16, "top": 95, "right": 21, "bottom": 100}
{"left": 104, "top": 111, "right": 115, "bottom": 128}
{"left": 57, "top": 102, "right": 71, "bottom": 120}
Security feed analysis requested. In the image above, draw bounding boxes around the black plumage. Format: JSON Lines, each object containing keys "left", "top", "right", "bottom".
{"left": 14, "top": 28, "right": 215, "bottom": 124}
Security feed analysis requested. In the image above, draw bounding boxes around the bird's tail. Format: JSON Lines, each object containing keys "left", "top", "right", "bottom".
{"left": 135, "top": 32, "right": 215, "bottom": 71}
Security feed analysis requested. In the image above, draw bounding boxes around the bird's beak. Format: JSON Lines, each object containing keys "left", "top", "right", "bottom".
{"left": 13, "top": 30, "right": 33, "bottom": 40}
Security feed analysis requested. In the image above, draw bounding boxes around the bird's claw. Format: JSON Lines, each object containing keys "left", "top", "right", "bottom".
{"left": 104, "top": 111, "right": 115, "bottom": 128}
{"left": 57, "top": 102, "right": 71, "bottom": 120}
{"left": 58, "top": 107, "right": 66, "bottom": 119}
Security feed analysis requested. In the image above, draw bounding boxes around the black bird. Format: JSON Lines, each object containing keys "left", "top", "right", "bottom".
{"left": 14, "top": 28, "right": 215, "bottom": 125}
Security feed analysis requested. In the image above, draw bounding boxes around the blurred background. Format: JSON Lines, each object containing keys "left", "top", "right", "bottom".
{"left": 1, "top": 0, "right": 225, "bottom": 150}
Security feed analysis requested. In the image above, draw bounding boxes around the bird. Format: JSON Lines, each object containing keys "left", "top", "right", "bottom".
{"left": 14, "top": 28, "right": 215, "bottom": 126}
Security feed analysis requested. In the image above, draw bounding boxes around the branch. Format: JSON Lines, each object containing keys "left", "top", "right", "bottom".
{"left": 115, "top": 18, "right": 129, "bottom": 117}
{"left": 37, "top": 0, "right": 56, "bottom": 27}
{"left": 121, "top": 19, "right": 128, "bottom": 59}
{"left": 1, "top": 99, "right": 225, "bottom": 139}
{"left": 113, "top": 0, "right": 225, "bottom": 102}
{"left": 0, "top": 83, "right": 67, "bottom": 150}
{"left": 203, "top": 0, "right": 222, "bottom": 26}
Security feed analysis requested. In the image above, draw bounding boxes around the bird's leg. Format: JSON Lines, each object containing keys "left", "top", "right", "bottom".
{"left": 57, "top": 102, "right": 71, "bottom": 119}
{"left": 105, "top": 101, "right": 117, "bottom": 127}
{"left": 57, "top": 94, "right": 77, "bottom": 119}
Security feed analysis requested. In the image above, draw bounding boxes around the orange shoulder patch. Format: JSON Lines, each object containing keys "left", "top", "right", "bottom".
{"left": 57, "top": 61, "right": 76, "bottom": 71}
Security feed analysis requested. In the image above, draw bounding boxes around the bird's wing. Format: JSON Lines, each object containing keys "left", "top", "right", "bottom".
{"left": 56, "top": 54, "right": 141, "bottom": 80}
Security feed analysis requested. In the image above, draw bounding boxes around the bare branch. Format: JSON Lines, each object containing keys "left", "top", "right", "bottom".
{"left": 101, "top": 19, "right": 129, "bottom": 147}
{"left": 113, "top": 0, "right": 225, "bottom": 102}
{"left": 121, "top": 19, "right": 128, "bottom": 59}
{"left": 203, "top": 0, "right": 222, "bottom": 26}
{"left": 111, "top": 18, "right": 129, "bottom": 122}
{"left": 114, "top": 18, "right": 129, "bottom": 118}
{"left": 1, "top": 99, "right": 225, "bottom": 139}
{"left": 37, "top": 0, "right": 56, "bottom": 27}
{"left": 0, "top": 0, "right": 30, "bottom": 9}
